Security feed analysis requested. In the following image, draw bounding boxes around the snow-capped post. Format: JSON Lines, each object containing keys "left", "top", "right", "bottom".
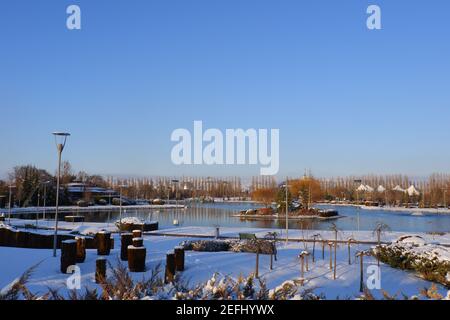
{"left": 328, "top": 242, "right": 333, "bottom": 271}
{"left": 128, "top": 243, "right": 146, "bottom": 272}
{"left": 299, "top": 252, "right": 305, "bottom": 278}
{"left": 95, "top": 258, "right": 107, "bottom": 284}
{"left": 311, "top": 234, "right": 320, "bottom": 263}
{"left": 75, "top": 236, "right": 86, "bottom": 263}
{"left": 356, "top": 250, "right": 370, "bottom": 292}
{"left": 165, "top": 251, "right": 176, "bottom": 283}
{"left": 373, "top": 222, "right": 390, "bottom": 267}
{"left": 120, "top": 233, "right": 133, "bottom": 261}
{"left": 255, "top": 246, "right": 260, "bottom": 278}
{"left": 132, "top": 229, "right": 142, "bottom": 238}
{"left": 174, "top": 246, "right": 185, "bottom": 271}
{"left": 132, "top": 237, "right": 144, "bottom": 247}
{"left": 264, "top": 231, "right": 279, "bottom": 270}
{"left": 60, "top": 239, "right": 77, "bottom": 273}
{"left": 322, "top": 240, "right": 325, "bottom": 260}
{"left": 96, "top": 231, "right": 111, "bottom": 256}
{"left": 214, "top": 225, "right": 220, "bottom": 239}
{"left": 330, "top": 223, "right": 339, "bottom": 280}
{"left": 347, "top": 238, "right": 355, "bottom": 265}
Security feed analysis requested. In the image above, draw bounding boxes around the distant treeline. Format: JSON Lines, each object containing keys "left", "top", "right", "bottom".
{"left": 1, "top": 164, "right": 449, "bottom": 208}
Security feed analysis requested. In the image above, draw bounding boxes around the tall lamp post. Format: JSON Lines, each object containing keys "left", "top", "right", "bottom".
{"left": 52, "top": 132, "right": 70, "bottom": 257}
{"left": 282, "top": 178, "right": 289, "bottom": 244}
{"left": 8, "top": 185, "right": 16, "bottom": 224}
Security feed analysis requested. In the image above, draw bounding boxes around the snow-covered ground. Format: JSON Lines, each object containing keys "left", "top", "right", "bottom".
{"left": 1, "top": 223, "right": 449, "bottom": 299}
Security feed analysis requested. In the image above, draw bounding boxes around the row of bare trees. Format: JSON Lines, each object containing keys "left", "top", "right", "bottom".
{"left": 319, "top": 174, "right": 450, "bottom": 207}
{"left": 105, "top": 176, "right": 245, "bottom": 200}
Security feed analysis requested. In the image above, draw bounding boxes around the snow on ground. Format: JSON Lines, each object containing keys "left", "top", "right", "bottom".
{"left": 149, "top": 226, "right": 450, "bottom": 245}
{"left": 1, "top": 225, "right": 449, "bottom": 299}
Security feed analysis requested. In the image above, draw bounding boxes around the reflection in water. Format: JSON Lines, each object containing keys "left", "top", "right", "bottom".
{"left": 17, "top": 203, "right": 450, "bottom": 233}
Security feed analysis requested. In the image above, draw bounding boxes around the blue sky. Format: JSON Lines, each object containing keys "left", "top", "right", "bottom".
{"left": 0, "top": 0, "right": 449, "bottom": 178}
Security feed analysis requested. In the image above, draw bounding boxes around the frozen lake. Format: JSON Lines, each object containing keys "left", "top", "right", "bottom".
{"left": 14, "top": 202, "right": 450, "bottom": 233}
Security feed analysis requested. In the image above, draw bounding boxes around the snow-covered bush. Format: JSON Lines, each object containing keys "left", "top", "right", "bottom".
{"left": 373, "top": 236, "right": 450, "bottom": 287}
{"left": 181, "top": 240, "right": 231, "bottom": 252}
{"left": 181, "top": 239, "right": 275, "bottom": 254}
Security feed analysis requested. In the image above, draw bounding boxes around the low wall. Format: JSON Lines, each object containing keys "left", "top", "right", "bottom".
{"left": 0, "top": 227, "right": 97, "bottom": 249}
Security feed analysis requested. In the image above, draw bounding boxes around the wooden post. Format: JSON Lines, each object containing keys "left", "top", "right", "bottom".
{"left": 312, "top": 239, "right": 316, "bottom": 263}
{"left": 61, "top": 240, "right": 77, "bottom": 273}
{"left": 305, "top": 252, "right": 309, "bottom": 271}
{"left": 127, "top": 246, "right": 146, "bottom": 272}
{"left": 132, "top": 237, "right": 143, "bottom": 248}
{"left": 165, "top": 251, "right": 175, "bottom": 283}
{"left": 322, "top": 240, "right": 325, "bottom": 260}
{"left": 347, "top": 239, "right": 355, "bottom": 265}
{"left": 96, "top": 231, "right": 111, "bottom": 256}
{"left": 174, "top": 246, "right": 185, "bottom": 271}
{"left": 95, "top": 258, "right": 107, "bottom": 284}
{"left": 132, "top": 230, "right": 142, "bottom": 238}
{"left": 255, "top": 248, "right": 260, "bottom": 278}
{"left": 120, "top": 233, "right": 133, "bottom": 261}
{"left": 300, "top": 254, "right": 304, "bottom": 278}
{"left": 356, "top": 251, "right": 365, "bottom": 292}
{"left": 334, "top": 240, "right": 337, "bottom": 280}
{"left": 75, "top": 236, "right": 86, "bottom": 263}
{"left": 328, "top": 242, "right": 333, "bottom": 271}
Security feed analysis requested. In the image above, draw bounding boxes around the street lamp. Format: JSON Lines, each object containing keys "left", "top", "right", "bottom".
{"left": 282, "top": 178, "right": 289, "bottom": 244}
{"left": 8, "top": 185, "right": 16, "bottom": 224}
{"left": 52, "top": 132, "right": 70, "bottom": 257}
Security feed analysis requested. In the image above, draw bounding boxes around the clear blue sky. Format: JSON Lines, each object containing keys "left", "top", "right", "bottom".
{"left": 0, "top": 0, "right": 449, "bottom": 179}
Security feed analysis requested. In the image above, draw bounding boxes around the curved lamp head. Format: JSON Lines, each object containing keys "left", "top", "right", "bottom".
{"left": 52, "top": 132, "right": 70, "bottom": 152}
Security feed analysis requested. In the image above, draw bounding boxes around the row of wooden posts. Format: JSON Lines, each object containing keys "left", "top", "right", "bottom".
{"left": 297, "top": 237, "right": 373, "bottom": 292}
{"left": 60, "top": 230, "right": 148, "bottom": 283}
{"left": 248, "top": 234, "right": 372, "bottom": 292}
{"left": 60, "top": 229, "right": 186, "bottom": 285}
{"left": 164, "top": 246, "right": 185, "bottom": 283}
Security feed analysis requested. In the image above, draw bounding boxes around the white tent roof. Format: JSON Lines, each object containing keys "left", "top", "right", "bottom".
{"left": 356, "top": 184, "right": 368, "bottom": 192}
{"left": 407, "top": 185, "right": 420, "bottom": 196}
{"left": 377, "top": 185, "right": 386, "bottom": 192}
{"left": 356, "top": 184, "right": 374, "bottom": 192}
{"left": 392, "top": 185, "right": 406, "bottom": 192}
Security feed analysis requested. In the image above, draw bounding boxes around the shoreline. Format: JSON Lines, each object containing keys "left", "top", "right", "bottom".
{"left": 316, "top": 202, "right": 450, "bottom": 214}
{"left": 232, "top": 214, "right": 343, "bottom": 221}
{"left": 0, "top": 204, "right": 186, "bottom": 215}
